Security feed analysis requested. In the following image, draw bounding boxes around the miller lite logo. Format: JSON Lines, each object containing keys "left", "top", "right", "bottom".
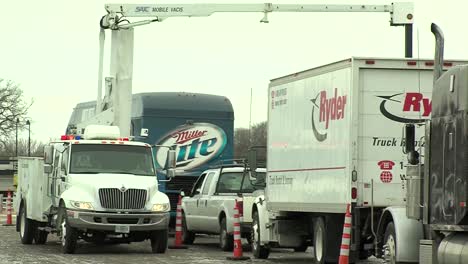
{"left": 155, "top": 123, "right": 227, "bottom": 171}
{"left": 310, "top": 88, "right": 348, "bottom": 141}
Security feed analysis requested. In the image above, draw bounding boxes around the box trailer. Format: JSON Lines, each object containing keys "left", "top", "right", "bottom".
{"left": 249, "top": 57, "right": 468, "bottom": 263}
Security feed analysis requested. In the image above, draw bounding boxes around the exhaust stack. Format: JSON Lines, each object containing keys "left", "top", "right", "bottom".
{"left": 431, "top": 23, "right": 444, "bottom": 84}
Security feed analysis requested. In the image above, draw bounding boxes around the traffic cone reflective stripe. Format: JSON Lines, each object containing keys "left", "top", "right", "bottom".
{"left": 168, "top": 194, "right": 188, "bottom": 249}
{"left": 227, "top": 200, "right": 250, "bottom": 261}
{"left": 339, "top": 204, "right": 352, "bottom": 264}
{"left": 3, "top": 189, "right": 14, "bottom": 226}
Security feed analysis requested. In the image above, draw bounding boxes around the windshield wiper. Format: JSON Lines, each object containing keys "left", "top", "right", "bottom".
{"left": 72, "top": 171, "right": 101, "bottom": 174}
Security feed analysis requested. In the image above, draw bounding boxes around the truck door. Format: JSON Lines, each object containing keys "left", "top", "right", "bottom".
{"left": 198, "top": 172, "right": 217, "bottom": 232}
{"left": 184, "top": 173, "right": 206, "bottom": 231}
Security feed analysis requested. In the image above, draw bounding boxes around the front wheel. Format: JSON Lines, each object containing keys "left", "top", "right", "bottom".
{"left": 251, "top": 210, "right": 270, "bottom": 259}
{"left": 313, "top": 218, "right": 326, "bottom": 264}
{"left": 219, "top": 217, "right": 233, "bottom": 251}
{"left": 150, "top": 229, "right": 168, "bottom": 253}
{"left": 59, "top": 206, "right": 79, "bottom": 254}
{"left": 383, "top": 222, "right": 399, "bottom": 264}
{"left": 182, "top": 212, "right": 195, "bottom": 245}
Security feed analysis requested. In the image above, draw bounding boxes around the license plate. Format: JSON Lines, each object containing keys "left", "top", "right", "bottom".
{"left": 115, "top": 225, "right": 130, "bottom": 233}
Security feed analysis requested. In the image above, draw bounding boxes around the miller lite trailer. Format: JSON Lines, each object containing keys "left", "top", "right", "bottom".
{"left": 249, "top": 57, "right": 468, "bottom": 263}
{"left": 67, "top": 92, "right": 234, "bottom": 217}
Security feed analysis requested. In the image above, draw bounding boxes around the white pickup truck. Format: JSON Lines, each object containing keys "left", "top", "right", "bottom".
{"left": 181, "top": 165, "right": 265, "bottom": 251}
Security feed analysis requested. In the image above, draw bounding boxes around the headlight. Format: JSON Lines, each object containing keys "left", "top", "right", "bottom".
{"left": 152, "top": 203, "right": 170, "bottom": 212}
{"left": 71, "top": 201, "right": 94, "bottom": 210}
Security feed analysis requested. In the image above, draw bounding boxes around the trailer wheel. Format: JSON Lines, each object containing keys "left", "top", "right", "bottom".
{"left": 251, "top": 210, "right": 270, "bottom": 259}
{"left": 219, "top": 217, "right": 234, "bottom": 251}
{"left": 150, "top": 229, "right": 168, "bottom": 253}
{"left": 19, "top": 204, "right": 34, "bottom": 244}
{"left": 313, "top": 218, "right": 327, "bottom": 264}
{"left": 59, "top": 206, "right": 78, "bottom": 254}
{"left": 182, "top": 212, "right": 195, "bottom": 245}
{"left": 383, "top": 222, "right": 398, "bottom": 264}
{"left": 34, "top": 222, "right": 48, "bottom": 245}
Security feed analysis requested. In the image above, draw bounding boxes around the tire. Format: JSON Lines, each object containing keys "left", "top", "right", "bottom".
{"left": 383, "top": 222, "right": 399, "bottom": 264}
{"left": 59, "top": 206, "right": 79, "bottom": 254}
{"left": 34, "top": 225, "right": 48, "bottom": 245}
{"left": 219, "top": 217, "right": 233, "bottom": 251}
{"left": 313, "top": 216, "right": 341, "bottom": 264}
{"left": 19, "top": 204, "right": 35, "bottom": 244}
{"left": 251, "top": 210, "right": 270, "bottom": 259}
{"left": 150, "top": 229, "right": 168, "bottom": 253}
{"left": 294, "top": 244, "right": 308, "bottom": 252}
{"left": 182, "top": 212, "right": 195, "bottom": 245}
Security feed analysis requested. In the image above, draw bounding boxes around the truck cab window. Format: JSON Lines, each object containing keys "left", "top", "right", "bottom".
{"left": 202, "top": 172, "right": 215, "bottom": 195}
{"left": 191, "top": 174, "right": 206, "bottom": 196}
{"left": 217, "top": 172, "right": 243, "bottom": 193}
{"left": 61, "top": 148, "right": 69, "bottom": 174}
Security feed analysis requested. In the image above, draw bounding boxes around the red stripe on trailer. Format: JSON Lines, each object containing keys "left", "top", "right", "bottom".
{"left": 269, "top": 166, "right": 346, "bottom": 173}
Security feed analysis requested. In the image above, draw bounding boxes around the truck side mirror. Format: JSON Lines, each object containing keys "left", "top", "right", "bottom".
{"left": 167, "top": 150, "right": 176, "bottom": 169}
{"left": 248, "top": 149, "right": 258, "bottom": 178}
{"left": 44, "top": 164, "right": 53, "bottom": 174}
{"left": 404, "top": 124, "right": 416, "bottom": 154}
{"left": 167, "top": 169, "right": 176, "bottom": 178}
{"left": 404, "top": 124, "right": 420, "bottom": 165}
{"left": 44, "top": 146, "right": 53, "bottom": 165}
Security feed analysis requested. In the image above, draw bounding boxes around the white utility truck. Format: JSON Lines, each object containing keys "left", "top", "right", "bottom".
{"left": 247, "top": 57, "right": 468, "bottom": 263}
{"left": 14, "top": 125, "right": 177, "bottom": 254}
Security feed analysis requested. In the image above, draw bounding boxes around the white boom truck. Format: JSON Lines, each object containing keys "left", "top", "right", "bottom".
{"left": 14, "top": 125, "right": 177, "bottom": 254}
{"left": 247, "top": 56, "right": 468, "bottom": 263}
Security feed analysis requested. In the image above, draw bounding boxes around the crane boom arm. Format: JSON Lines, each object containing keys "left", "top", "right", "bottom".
{"left": 102, "top": 2, "right": 413, "bottom": 29}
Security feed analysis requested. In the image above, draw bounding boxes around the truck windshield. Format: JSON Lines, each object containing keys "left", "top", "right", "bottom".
{"left": 70, "top": 144, "right": 155, "bottom": 176}
{"left": 217, "top": 171, "right": 266, "bottom": 193}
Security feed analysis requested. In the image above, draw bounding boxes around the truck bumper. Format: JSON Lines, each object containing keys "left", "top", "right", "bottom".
{"left": 66, "top": 210, "right": 169, "bottom": 232}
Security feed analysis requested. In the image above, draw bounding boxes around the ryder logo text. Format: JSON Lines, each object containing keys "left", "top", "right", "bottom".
{"left": 311, "top": 88, "right": 347, "bottom": 141}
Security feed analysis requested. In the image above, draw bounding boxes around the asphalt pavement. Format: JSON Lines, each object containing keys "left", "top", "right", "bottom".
{"left": 0, "top": 213, "right": 381, "bottom": 264}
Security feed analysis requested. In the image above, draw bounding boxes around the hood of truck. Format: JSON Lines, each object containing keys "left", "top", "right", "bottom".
{"left": 68, "top": 173, "right": 158, "bottom": 192}
{"left": 61, "top": 173, "right": 168, "bottom": 211}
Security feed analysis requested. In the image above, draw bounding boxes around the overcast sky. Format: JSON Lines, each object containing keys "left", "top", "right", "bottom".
{"left": 0, "top": 0, "right": 466, "bottom": 142}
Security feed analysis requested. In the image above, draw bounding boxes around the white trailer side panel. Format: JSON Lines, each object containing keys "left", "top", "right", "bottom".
{"left": 267, "top": 65, "right": 352, "bottom": 213}
{"left": 357, "top": 67, "right": 433, "bottom": 207}
{"left": 266, "top": 58, "right": 468, "bottom": 213}
{"left": 18, "top": 158, "right": 51, "bottom": 222}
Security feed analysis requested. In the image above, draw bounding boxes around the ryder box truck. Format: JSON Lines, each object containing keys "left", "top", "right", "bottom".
{"left": 249, "top": 57, "right": 468, "bottom": 263}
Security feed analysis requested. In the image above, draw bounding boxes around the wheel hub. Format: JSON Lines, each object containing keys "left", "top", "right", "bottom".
{"left": 315, "top": 226, "right": 324, "bottom": 261}
{"left": 61, "top": 221, "right": 67, "bottom": 246}
{"left": 20, "top": 210, "right": 25, "bottom": 238}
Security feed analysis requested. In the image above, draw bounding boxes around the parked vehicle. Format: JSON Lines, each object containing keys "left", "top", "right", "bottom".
{"left": 181, "top": 163, "right": 265, "bottom": 251}
{"left": 248, "top": 57, "right": 468, "bottom": 263}
{"left": 13, "top": 125, "right": 176, "bottom": 254}
{"left": 67, "top": 92, "right": 234, "bottom": 217}
{"left": 402, "top": 24, "right": 468, "bottom": 264}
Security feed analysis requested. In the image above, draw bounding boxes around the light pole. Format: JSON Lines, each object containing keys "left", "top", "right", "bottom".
{"left": 15, "top": 118, "right": 19, "bottom": 157}
{"left": 26, "top": 120, "right": 31, "bottom": 157}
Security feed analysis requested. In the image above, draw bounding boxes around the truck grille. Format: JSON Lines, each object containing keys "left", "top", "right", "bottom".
{"left": 166, "top": 176, "right": 198, "bottom": 194}
{"left": 99, "top": 188, "right": 147, "bottom": 210}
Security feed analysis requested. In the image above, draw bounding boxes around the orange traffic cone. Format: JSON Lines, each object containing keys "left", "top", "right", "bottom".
{"left": 338, "top": 204, "right": 352, "bottom": 264}
{"left": 226, "top": 200, "right": 250, "bottom": 261}
{"left": 3, "top": 189, "right": 14, "bottom": 226}
{"left": 168, "top": 194, "right": 188, "bottom": 249}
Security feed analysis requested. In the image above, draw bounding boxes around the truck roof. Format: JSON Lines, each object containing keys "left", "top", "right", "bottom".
{"left": 270, "top": 56, "right": 468, "bottom": 85}
{"left": 52, "top": 139, "right": 151, "bottom": 147}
